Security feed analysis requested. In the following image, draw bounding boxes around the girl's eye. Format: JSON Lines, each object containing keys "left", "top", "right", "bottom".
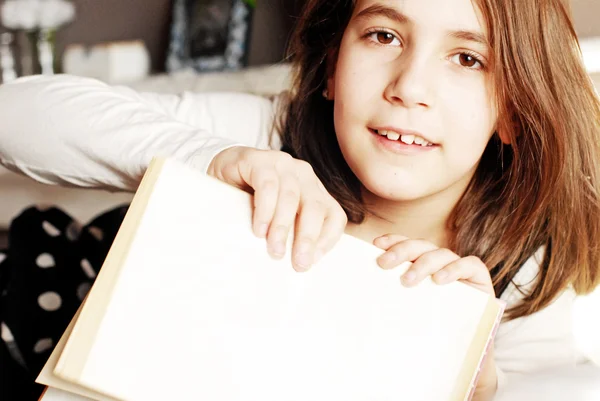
{"left": 367, "top": 31, "right": 401, "bottom": 46}
{"left": 451, "top": 53, "right": 484, "bottom": 70}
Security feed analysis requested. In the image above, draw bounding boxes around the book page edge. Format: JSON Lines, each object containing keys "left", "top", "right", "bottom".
{"left": 36, "top": 306, "right": 121, "bottom": 401}
{"left": 53, "top": 157, "right": 167, "bottom": 384}
{"left": 450, "top": 295, "right": 505, "bottom": 401}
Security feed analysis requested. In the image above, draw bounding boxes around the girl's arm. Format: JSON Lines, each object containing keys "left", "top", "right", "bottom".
{"left": 494, "top": 248, "right": 579, "bottom": 392}
{"left": 0, "top": 74, "right": 345, "bottom": 271}
{"left": 0, "top": 74, "right": 280, "bottom": 191}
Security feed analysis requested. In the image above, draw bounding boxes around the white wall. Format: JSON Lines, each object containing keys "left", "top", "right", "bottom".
{"left": 572, "top": 0, "right": 600, "bottom": 38}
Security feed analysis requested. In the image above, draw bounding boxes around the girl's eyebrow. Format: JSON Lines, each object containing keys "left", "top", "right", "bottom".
{"left": 355, "top": 3, "right": 488, "bottom": 47}
{"left": 355, "top": 4, "right": 410, "bottom": 25}
{"left": 448, "top": 30, "right": 489, "bottom": 47}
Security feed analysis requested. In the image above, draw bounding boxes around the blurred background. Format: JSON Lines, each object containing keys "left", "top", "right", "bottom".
{"left": 0, "top": 0, "right": 304, "bottom": 82}
{"left": 43, "top": 0, "right": 600, "bottom": 72}
{"left": 49, "top": 0, "right": 302, "bottom": 72}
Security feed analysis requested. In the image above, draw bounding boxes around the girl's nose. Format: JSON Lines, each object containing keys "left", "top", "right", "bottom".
{"left": 383, "top": 51, "right": 433, "bottom": 109}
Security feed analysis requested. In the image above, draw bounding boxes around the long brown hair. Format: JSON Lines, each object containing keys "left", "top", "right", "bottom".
{"left": 281, "top": 0, "right": 600, "bottom": 319}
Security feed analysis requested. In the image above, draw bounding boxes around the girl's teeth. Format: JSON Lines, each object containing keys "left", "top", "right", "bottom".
{"left": 400, "top": 135, "right": 415, "bottom": 145}
{"left": 386, "top": 132, "right": 400, "bottom": 141}
{"left": 376, "top": 129, "right": 432, "bottom": 146}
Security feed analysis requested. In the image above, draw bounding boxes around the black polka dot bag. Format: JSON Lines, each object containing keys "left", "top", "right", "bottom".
{"left": 0, "top": 205, "right": 128, "bottom": 400}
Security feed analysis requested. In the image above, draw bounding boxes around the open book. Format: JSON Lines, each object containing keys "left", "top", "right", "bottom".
{"left": 36, "top": 158, "right": 505, "bottom": 401}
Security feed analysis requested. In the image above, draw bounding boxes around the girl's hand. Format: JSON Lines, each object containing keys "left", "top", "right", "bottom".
{"left": 208, "top": 146, "right": 347, "bottom": 272}
{"left": 373, "top": 234, "right": 495, "bottom": 295}
{"left": 373, "top": 234, "right": 498, "bottom": 399}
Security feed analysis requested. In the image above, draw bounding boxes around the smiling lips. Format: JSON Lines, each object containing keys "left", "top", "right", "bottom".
{"left": 372, "top": 129, "right": 435, "bottom": 147}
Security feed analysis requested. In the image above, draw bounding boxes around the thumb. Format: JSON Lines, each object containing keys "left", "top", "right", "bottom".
{"left": 208, "top": 146, "right": 253, "bottom": 193}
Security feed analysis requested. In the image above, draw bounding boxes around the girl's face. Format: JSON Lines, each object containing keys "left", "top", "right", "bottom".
{"left": 331, "top": 0, "right": 498, "bottom": 205}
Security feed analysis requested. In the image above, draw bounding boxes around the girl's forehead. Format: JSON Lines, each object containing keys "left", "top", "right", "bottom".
{"left": 352, "top": 0, "right": 487, "bottom": 36}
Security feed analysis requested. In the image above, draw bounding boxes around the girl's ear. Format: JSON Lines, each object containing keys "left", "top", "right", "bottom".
{"left": 495, "top": 112, "right": 520, "bottom": 145}
{"left": 497, "top": 130, "right": 512, "bottom": 145}
{"left": 324, "top": 77, "right": 335, "bottom": 100}
{"left": 323, "top": 49, "right": 338, "bottom": 101}
{"left": 497, "top": 109, "right": 524, "bottom": 145}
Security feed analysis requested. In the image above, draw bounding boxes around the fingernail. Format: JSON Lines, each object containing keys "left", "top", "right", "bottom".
{"left": 295, "top": 253, "right": 311, "bottom": 270}
{"left": 271, "top": 242, "right": 286, "bottom": 258}
{"left": 378, "top": 252, "right": 396, "bottom": 268}
{"left": 269, "top": 226, "right": 287, "bottom": 257}
{"left": 435, "top": 271, "right": 448, "bottom": 282}
{"left": 401, "top": 271, "right": 416, "bottom": 285}
{"left": 314, "top": 249, "right": 324, "bottom": 264}
{"left": 374, "top": 235, "right": 391, "bottom": 247}
{"left": 294, "top": 242, "right": 312, "bottom": 270}
{"left": 257, "top": 223, "right": 268, "bottom": 237}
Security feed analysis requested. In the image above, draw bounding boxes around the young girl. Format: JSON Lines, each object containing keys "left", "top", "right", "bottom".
{"left": 0, "top": 0, "right": 599, "bottom": 400}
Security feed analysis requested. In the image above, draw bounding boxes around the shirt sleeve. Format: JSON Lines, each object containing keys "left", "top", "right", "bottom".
{"left": 0, "top": 74, "right": 281, "bottom": 192}
{"left": 494, "top": 247, "right": 579, "bottom": 393}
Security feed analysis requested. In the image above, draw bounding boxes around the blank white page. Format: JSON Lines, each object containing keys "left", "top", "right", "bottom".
{"left": 57, "top": 159, "right": 493, "bottom": 401}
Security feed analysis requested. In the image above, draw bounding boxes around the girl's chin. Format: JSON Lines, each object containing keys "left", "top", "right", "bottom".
{"left": 359, "top": 180, "right": 427, "bottom": 203}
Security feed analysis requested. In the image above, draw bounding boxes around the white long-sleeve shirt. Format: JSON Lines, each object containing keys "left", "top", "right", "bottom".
{"left": 0, "top": 75, "right": 588, "bottom": 393}
{"left": 0, "top": 74, "right": 278, "bottom": 190}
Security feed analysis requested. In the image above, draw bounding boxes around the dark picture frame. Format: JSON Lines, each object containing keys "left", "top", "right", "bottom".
{"left": 166, "top": 0, "right": 254, "bottom": 73}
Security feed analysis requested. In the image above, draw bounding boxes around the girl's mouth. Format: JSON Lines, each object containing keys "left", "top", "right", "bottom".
{"left": 369, "top": 128, "right": 439, "bottom": 155}
{"left": 371, "top": 129, "right": 436, "bottom": 147}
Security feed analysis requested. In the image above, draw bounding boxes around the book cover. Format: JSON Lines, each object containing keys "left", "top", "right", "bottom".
{"left": 37, "top": 158, "right": 504, "bottom": 401}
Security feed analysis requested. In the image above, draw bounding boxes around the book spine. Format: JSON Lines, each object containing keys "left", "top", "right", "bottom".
{"left": 465, "top": 300, "right": 506, "bottom": 401}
